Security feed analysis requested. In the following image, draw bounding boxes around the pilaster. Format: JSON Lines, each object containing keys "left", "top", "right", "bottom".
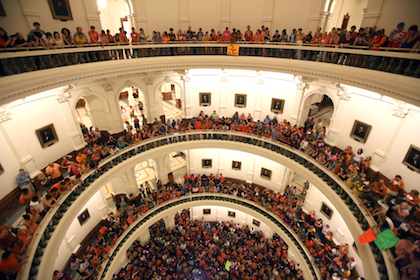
{"left": 109, "top": 168, "right": 139, "bottom": 195}
{"left": 219, "top": 71, "right": 228, "bottom": 117}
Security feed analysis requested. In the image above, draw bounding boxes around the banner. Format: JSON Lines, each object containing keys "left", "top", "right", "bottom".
{"left": 358, "top": 227, "right": 376, "bottom": 245}
{"left": 227, "top": 45, "right": 240, "bottom": 56}
{"left": 225, "top": 260, "right": 232, "bottom": 271}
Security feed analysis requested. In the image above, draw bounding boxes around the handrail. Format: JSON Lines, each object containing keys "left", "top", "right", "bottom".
{"left": 97, "top": 193, "right": 321, "bottom": 280}
{"left": 0, "top": 42, "right": 418, "bottom": 79}
{"left": 22, "top": 130, "right": 396, "bottom": 280}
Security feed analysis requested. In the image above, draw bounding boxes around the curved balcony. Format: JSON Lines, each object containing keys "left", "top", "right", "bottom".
{"left": 97, "top": 193, "right": 320, "bottom": 280}
{"left": 0, "top": 43, "right": 419, "bottom": 107}
{"left": 22, "top": 130, "right": 396, "bottom": 280}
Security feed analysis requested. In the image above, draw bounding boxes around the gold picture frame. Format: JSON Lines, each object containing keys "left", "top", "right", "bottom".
{"left": 350, "top": 120, "right": 372, "bottom": 143}
{"left": 232, "top": 161, "right": 241, "bottom": 170}
{"left": 234, "top": 94, "right": 247, "bottom": 108}
{"left": 199, "top": 92, "right": 211, "bottom": 106}
{"left": 320, "top": 202, "right": 333, "bottom": 220}
{"left": 36, "top": 124, "right": 59, "bottom": 148}
{"left": 48, "top": 0, "right": 73, "bottom": 21}
{"left": 260, "top": 168, "right": 272, "bottom": 180}
{"left": 402, "top": 144, "right": 420, "bottom": 172}
{"left": 78, "top": 208, "right": 90, "bottom": 226}
{"left": 202, "top": 159, "right": 212, "bottom": 168}
{"left": 271, "top": 98, "right": 285, "bottom": 114}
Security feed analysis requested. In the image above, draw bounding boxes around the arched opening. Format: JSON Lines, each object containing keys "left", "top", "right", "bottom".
{"left": 97, "top": 0, "right": 132, "bottom": 36}
{"left": 75, "top": 98, "right": 93, "bottom": 131}
{"left": 299, "top": 93, "right": 334, "bottom": 136}
{"left": 168, "top": 151, "right": 188, "bottom": 183}
{"left": 161, "top": 82, "right": 182, "bottom": 121}
{"left": 119, "top": 86, "right": 147, "bottom": 132}
{"left": 134, "top": 159, "right": 157, "bottom": 194}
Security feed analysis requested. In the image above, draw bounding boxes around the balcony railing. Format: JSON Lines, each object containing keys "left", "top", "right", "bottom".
{"left": 22, "top": 130, "right": 396, "bottom": 280}
{"left": 98, "top": 193, "right": 320, "bottom": 280}
{"left": 0, "top": 42, "right": 419, "bottom": 78}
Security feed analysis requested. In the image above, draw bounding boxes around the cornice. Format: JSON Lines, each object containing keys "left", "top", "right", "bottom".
{"left": 0, "top": 56, "right": 418, "bottom": 107}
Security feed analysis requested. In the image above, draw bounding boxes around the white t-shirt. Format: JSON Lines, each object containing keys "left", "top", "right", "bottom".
{"left": 29, "top": 200, "right": 44, "bottom": 213}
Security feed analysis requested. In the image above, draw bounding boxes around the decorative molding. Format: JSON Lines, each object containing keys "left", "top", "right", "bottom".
{"left": 256, "top": 73, "right": 265, "bottom": 85}
{"left": 336, "top": 83, "right": 352, "bottom": 101}
{"left": 182, "top": 75, "right": 191, "bottom": 82}
{"left": 391, "top": 100, "right": 409, "bottom": 118}
{"left": 144, "top": 77, "right": 154, "bottom": 85}
{"left": 82, "top": 87, "right": 92, "bottom": 96}
{"left": 22, "top": 9, "right": 40, "bottom": 17}
{"left": 318, "top": 86, "right": 327, "bottom": 95}
{"left": 164, "top": 76, "right": 171, "bottom": 84}
{"left": 102, "top": 82, "right": 114, "bottom": 92}
{"left": 123, "top": 80, "right": 133, "bottom": 88}
{"left": 0, "top": 105, "right": 13, "bottom": 123}
{"left": 55, "top": 92, "right": 71, "bottom": 103}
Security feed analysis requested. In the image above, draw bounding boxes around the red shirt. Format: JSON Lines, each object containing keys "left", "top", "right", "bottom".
{"left": 88, "top": 30, "right": 99, "bottom": 44}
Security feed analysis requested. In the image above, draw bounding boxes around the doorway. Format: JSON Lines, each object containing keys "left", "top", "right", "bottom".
{"left": 161, "top": 82, "right": 182, "bottom": 121}
{"left": 118, "top": 87, "right": 146, "bottom": 132}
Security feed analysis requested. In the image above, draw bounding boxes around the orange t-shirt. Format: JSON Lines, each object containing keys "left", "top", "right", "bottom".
{"left": 19, "top": 190, "right": 34, "bottom": 204}
{"left": 131, "top": 32, "right": 140, "bottom": 43}
{"left": 0, "top": 253, "right": 20, "bottom": 276}
{"left": 88, "top": 30, "right": 99, "bottom": 44}
{"left": 162, "top": 35, "right": 170, "bottom": 44}
{"left": 76, "top": 154, "right": 87, "bottom": 164}
{"left": 45, "top": 163, "right": 61, "bottom": 179}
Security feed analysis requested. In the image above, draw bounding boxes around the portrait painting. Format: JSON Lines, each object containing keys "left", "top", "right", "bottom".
{"left": 403, "top": 145, "right": 420, "bottom": 172}
{"left": 78, "top": 209, "right": 90, "bottom": 226}
{"left": 0, "top": 163, "right": 3, "bottom": 174}
{"left": 202, "top": 159, "right": 212, "bottom": 168}
{"left": 0, "top": 0, "right": 6, "bottom": 17}
{"left": 203, "top": 209, "right": 211, "bottom": 215}
{"left": 48, "top": 0, "right": 73, "bottom": 21}
{"left": 271, "top": 98, "right": 285, "bottom": 114}
{"left": 320, "top": 202, "right": 333, "bottom": 219}
{"left": 232, "top": 161, "right": 242, "bottom": 171}
{"left": 350, "top": 120, "right": 372, "bottom": 143}
{"left": 252, "top": 219, "right": 260, "bottom": 227}
{"left": 260, "top": 168, "right": 272, "bottom": 180}
{"left": 228, "top": 211, "right": 236, "bottom": 218}
{"left": 36, "top": 124, "right": 59, "bottom": 148}
{"left": 199, "top": 92, "right": 211, "bottom": 106}
{"left": 234, "top": 94, "right": 247, "bottom": 108}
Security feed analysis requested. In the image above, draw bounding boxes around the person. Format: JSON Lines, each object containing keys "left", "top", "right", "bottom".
{"left": 383, "top": 175, "right": 404, "bottom": 203}
{"left": 74, "top": 27, "right": 89, "bottom": 44}
{"left": 388, "top": 22, "right": 407, "bottom": 48}
{"left": 236, "top": 96, "right": 244, "bottom": 105}
{"left": 0, "top": 251, "right": 25, "bottom": 279}
{"left": 223, "top": 27, "right": 231, "bottom": 42}
{"left": 406, "top": 153, "right": 420, "bottom": 170}
{"left": 353, "top": 125, "right": 366, "bottom": 139}
{"left": 273, "top": 100, "right": 282, "bottom": 110}
{"left": 201, "top": 94, "right": 209, "bottom": 104}
{"left": 19, "top": 189, "right": 34, "bottom": 205}
{"left": 88, "top": 26, "right": 99, "bottom": 44}
{"left": 15, "top": 169, "right": 35, "bottom": 192}
{"left": 28, "top": 22, "right": 46, "bottom": 39}
{"left": 45, "top": 162, "right": 64, "bottom": 184}
{"left": 370, "top": 179, "right": 387, "bottom": 199}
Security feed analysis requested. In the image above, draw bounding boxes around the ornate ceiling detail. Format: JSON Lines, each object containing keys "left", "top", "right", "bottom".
{"left": 336, "top": 83, "right": 352, "bottom": 101}
{"left": 0, "top": 105, "right": 12, "bottom": 123}
{"left": 55, "top": 92, "right": 70, "bottom": 103}
{"left": 391, "top": 100, "right": 409, "bottom": 118}
{"left": 144, "top": 77, "right": 154, "bottom": 85}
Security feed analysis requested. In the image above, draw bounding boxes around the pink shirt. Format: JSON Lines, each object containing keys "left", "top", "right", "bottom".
{"left": 223, "top": 30, "right": 231, "bottom": 41}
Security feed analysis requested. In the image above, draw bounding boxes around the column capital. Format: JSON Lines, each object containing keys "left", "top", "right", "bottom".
{"left": 144, "top": 77, "right": 154, "bottom": 85}
{"left": 55, "top": 92, "right": 71, "bottom": 103}
{"left": 182, "top": 75, "right": 191, "bottom": 82}
{"left": 336, "top": 83, "right": 352, "bottom": 101}
{"left": 391, "top": 100, "right": 409, "bottom": 118}
{"left": 0, "top": 105, "right": 13, "bottom": 123}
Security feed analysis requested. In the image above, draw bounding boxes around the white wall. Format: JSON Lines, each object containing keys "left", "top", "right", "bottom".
{"left": 55, "top": 189, "right": 109, "bottom": 270}
{"left": 0, "top": 128, "right": 22, "bottom": 200}
{"left": 188, "top": 148, "right": 286, "bottom": 191}
{"left": 374, "top": 0, "right": 420, "bottom": 35}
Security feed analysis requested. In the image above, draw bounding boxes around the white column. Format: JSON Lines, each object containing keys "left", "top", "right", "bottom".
{"left": 253, "top": 74, "right": 264, "bottom": 121}
{"left": 220, "top": 0, "right": 231, "bottom": 31}
{"left": 164, "top": 213, "right": 176, "bottom": 230}
{"left": 18, "top": 0, "right": 41, "bottom": 31}
{"left": 282, "top": 168, "right": 294, "bottom": 194}
{"left": 178, "top": 0, "right": 190, "bottom": 31}
{"left": 82, "top": 0, "right": 102, "bottom": 30}
{"left": 183, "top": 75, "right": 192, "bottom": 118}
{"left": 136, "top": 228, "right": 151, "bottom": 245}
{"left": 246, "top": 155, "right": 256, "bottom": 184}
{"left": 219, "top": 72, "right": 228, "bottom": 117}
{"left": 144, "top": 77, "right": 163, "bottom": 122}
{"left": 56, "top": 92, "right": 86, "bottom": 151}
{"left": 307, "top": 0, "right": 324, "bottom": 32}
{"left": 133, "top": 0, "right": 149, "bottom": 33}
{"left": 262, "top": 0, "right": 274, "bottom": 29}
{"left": 293, "top": 77, "right": 310, "bottom": 127}
{"left": 151, "top": 154, "right": 172, "bottom": 184}
{"left": 360, "top": 0, "right": 385, "bottom": 28}
{"left": 0, "top": 114, "right": 39, "bottom": 177}
{"left": 109, "top": 168, "right": 139, "bottom": 195}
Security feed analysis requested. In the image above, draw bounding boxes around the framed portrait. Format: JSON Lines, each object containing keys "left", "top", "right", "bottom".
{"left": 402, "top": 145, "right": 420, "bottom": 172}
{"left": 78, "top": 209, "right": 90, "bottom": 226}
{"left": 260, "top": 168, "right": 272, "bottom": 180}
{"left": 0, "top": 163, "right": 3, "bottom": 174}
{"left": 320, "top": 202, "right": 333, "bottom": 220}
{"left": 203, "top": 209, "right": 211, "bottom": 215}
{"left": 48, "top": 0, "right": 73, "bottom": 21}
{"left": 234, "top": 94, "right": 247, "bottom": 108}
{"left": 228, "top": 211, "right": 236, "bottom": 218}
{"left": 202, "top": 159, "right": 212, "bottom": 168}
{"left": 271, "top": 98, "right": 285, "bottom": 114}
{"left": 0, "top": 0, "right": 6, "bottom": 17}
{"left": 36, "top": 124, "right": 59, "bottom": 148}
{"left": 232, "top": 161, "right": 241, "bottom": 171}
{"left": 252, "top": 219, "right": 260, "bottom": 227}
{"left": 350, "top": 120, "right": 372, "bottom": 143}
{"left": 199, "top": 92, "right": 211, "bottom": 106}
{"left": 352, "top": 242, "right": 359, "bottom": 256}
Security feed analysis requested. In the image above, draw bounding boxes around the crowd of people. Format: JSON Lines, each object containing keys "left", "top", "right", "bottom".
{"left": 1, "top": 21, "right": 419, "bottom": 52}
{"left": 3, "top": 109, "right": 419, "bottom": 279}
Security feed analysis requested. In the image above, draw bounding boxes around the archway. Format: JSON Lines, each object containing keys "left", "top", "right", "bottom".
{"left": 74, "top": 98, "right": 93, "bottom": 131}
{"left": 97, "top": 0, "right": 132, "bottom": 36}
{"left": 299, "top": 91, "right": 334, "bottom": 136}
{"left": 118, "top": 86, "right": 147, "bottom": 132}
{"left": 134, "top": 159, "right": 157, "bottom": 192}
{"left": 160, "top": 82, "right": 182, "bottom": 121}
{"left": 168, "top": 150, "right": 188, "bottom": 183}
